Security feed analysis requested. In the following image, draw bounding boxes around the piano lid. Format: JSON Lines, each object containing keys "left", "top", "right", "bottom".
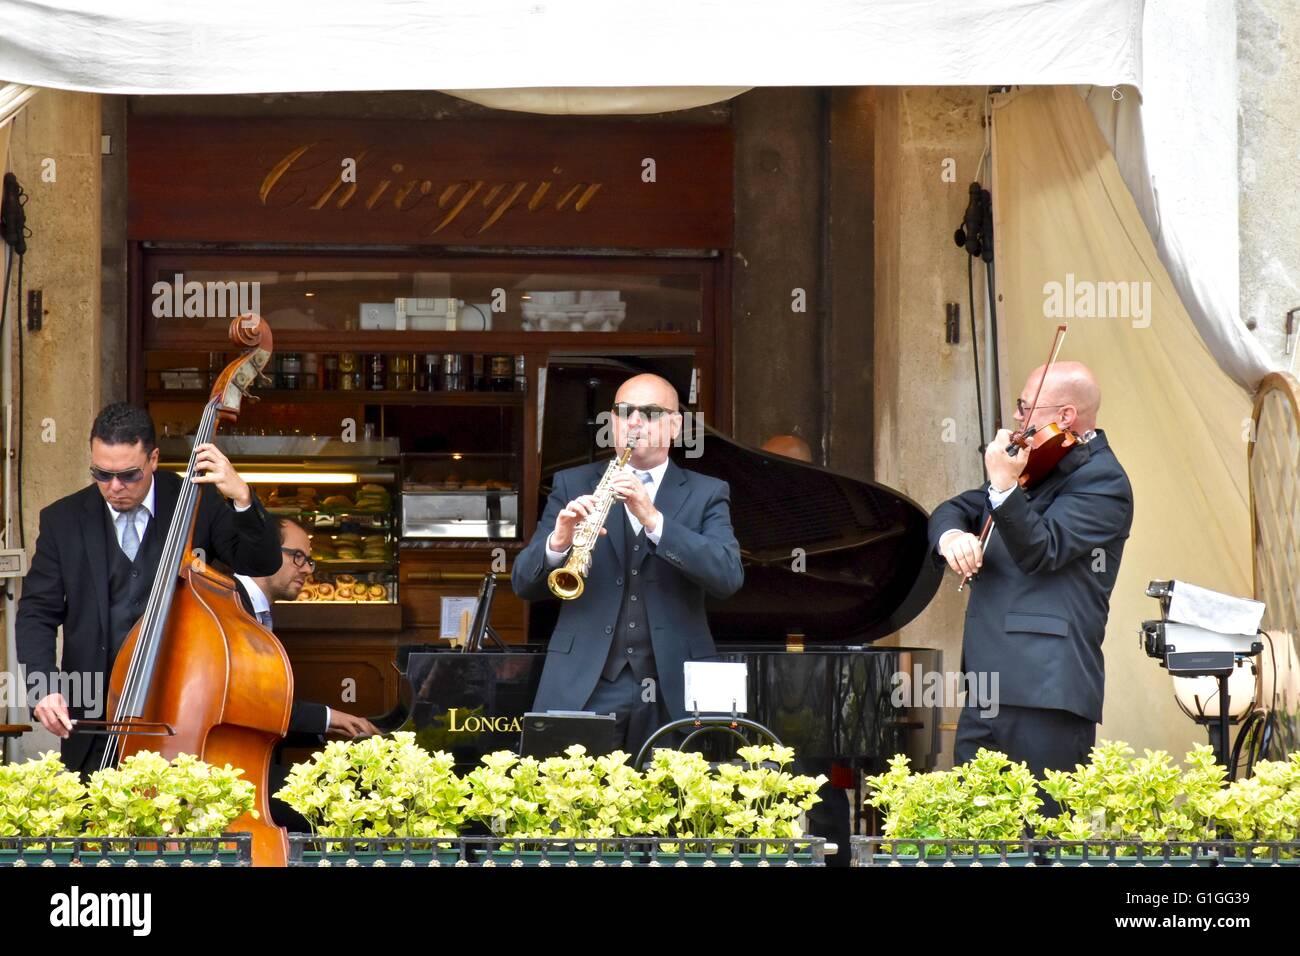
{"left": 530, "top": 356, "right": 940, "bottom": 645}
{"left": 687, "top": 425, "right": 941, "bottom": 643}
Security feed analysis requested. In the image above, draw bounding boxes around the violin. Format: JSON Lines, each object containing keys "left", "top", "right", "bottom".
{"left": 957, "top": 324, "right": 1077, "bottom": 592}
{"left": 95, "top": 315, "right": 292, "bottom": 865}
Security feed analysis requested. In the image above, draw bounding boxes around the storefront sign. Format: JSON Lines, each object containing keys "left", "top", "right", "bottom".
{"left": 129, "top": 117, "right": 732, "bottom": 249}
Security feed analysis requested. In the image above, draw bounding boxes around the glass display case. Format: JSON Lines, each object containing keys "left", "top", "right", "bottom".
{"left": 400, "top": 452, "right": 519, "bottom": 539}
{"left": 142, "top": 254, "right": 709, "bottom": 341}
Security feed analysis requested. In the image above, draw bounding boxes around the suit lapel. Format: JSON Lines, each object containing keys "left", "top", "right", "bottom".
{"left": 80, "top": 490, "right": 111, "bottom": 643}
{"left": 654, "top": 459, "right": 690, "bottom": 526}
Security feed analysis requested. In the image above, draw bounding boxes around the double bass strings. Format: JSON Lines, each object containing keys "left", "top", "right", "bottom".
{"left": 101, "top": 398, "right": 220, "bottom": 770}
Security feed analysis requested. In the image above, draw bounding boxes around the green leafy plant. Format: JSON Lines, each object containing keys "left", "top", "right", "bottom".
{"left": 865, "top": 748, "right": 1041, "bottom": 856}
{"left": 460, "top": 750, "right": 549, "bottom": 838}
{"left": 1197, "top": 752, "right": 1300, "bottom": 859}
{"left": 83, "top": 751, "right": 255, "bottom": 839}
{"left": 717, "top": 744, "right": 826, "bottom": 840}
{"left": 1036, "top": 741, "right": 1225, "bottom": 852}
{"left": 0, "top": 751, "right": 86, "bottom": 842}
{"left": 274, "top": 732, "right": 466, "bottom": 846}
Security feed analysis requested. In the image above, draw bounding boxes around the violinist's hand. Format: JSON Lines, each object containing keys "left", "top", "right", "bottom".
{"left": 940, "top": 532, "right": 984, "bottom": 578}
{"left": 985, "top": 428, "right": 1029, "bottom": 492}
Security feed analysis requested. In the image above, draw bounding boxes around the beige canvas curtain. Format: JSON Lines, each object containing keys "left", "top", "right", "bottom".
{"left": 990, "top": 86, "right": 1253, "bottom": 752}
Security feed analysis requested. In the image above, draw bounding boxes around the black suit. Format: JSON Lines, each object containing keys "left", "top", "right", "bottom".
{"left": 230, "top": 576, "right": 329, "bottom": 741}
{"left": 513, "top": 458, "right": 743, "bottom": 752}
{"left": 928, "top": 430, "right": 1133, "bottom": 777}
{"left": 16, "top": 469, "right": 282, "bottom": 772}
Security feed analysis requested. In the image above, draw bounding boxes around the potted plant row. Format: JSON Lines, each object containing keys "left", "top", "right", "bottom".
{"left": 0, "top": 750, "right": 256, "bottom": 865}
{"left": 862, "top": 741, "right": 1300, "bottom": 866}
{"left": 276, "top": 734, "right": 828, "bottom": 866}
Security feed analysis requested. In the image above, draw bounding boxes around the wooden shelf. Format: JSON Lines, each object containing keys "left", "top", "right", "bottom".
{"left": 271, "top": 600, "right": 403, "bottom": 631}
{"left": 145, "top": 389, "right": 525, "bottom": 406}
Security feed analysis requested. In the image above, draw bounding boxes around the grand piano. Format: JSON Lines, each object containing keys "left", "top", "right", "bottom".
{"left": 375, "top": 358, "right": 945, "bottom": 797}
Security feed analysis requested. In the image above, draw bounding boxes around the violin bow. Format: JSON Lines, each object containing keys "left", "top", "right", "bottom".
{"left": 957, "top": 323, "right": 1068, "bottom": 592}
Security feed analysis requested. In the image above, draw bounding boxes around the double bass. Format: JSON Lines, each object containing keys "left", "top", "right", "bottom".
{"left": 97, "top": 315, "right": 292, "bottom": 866}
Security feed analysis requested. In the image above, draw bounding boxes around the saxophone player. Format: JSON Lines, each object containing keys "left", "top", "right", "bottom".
{"left": 512, "top": 374, "right": 744, "bottom": 757}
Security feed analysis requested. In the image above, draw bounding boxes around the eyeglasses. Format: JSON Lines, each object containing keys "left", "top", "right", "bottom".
{"left": 612, "top": 402, "right": 677, "bottom": 421}
{"left": 1014, "top": 400, "right": 1068, "bottom": 417}
{"left": 89, "top": 465, "right": 146, "bottom": 484}
{"left": 281, "top": 548, "right": 317, "bottom": 571}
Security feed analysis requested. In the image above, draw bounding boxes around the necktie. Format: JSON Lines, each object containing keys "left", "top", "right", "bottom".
{"left": 256, "top": 609, "right": 273, "bottom": 629}
{"left": 116, "top": 507, "right": 142, "bottom": 562}
{"left": 628, "top": 471, "right": 655, "bottom": 535}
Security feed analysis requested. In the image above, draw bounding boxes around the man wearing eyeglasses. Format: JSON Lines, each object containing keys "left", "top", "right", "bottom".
{"left": 929, "top": 362, "right": 1133, "bottom": 792}
{"left": 513, "top": 373, "right": 744, "bottom": 758}
{"left": 16, "top": 402, "right": 283, "bottom": 774}
{"left": 230, "top": 516, "right": 379, "bottom": 742}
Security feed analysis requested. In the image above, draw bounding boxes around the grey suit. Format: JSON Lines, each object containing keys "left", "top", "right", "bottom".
{"left": 928, "top": 430, "right": 1133, "bottom": 774}
{"left": 513, "top": 458, "right": 744, "bottom": 729}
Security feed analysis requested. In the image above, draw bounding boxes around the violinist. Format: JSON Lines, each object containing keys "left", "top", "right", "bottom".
{"left": 16, "top": 402, "right": 282, "bottom": 775}
{"left": 929, "top": 360, "right": 1133, "bottom": 788}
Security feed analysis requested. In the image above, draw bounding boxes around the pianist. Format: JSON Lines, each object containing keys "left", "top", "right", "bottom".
{"left": 511, "top": 373, "right": 744, "bottom": 758}
{"left": 929, "top": 361, "right": 1133, "bottom": 787}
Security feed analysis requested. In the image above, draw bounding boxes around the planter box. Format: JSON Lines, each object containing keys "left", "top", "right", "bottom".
{"left": 0, "top": 839, "right": 247, "bottom": 866}
{"left": 299, "top": 849, "right": 463, "bottom": 867}
{"left": 1041, "top": 852, "right": 1206, "bottom": 867}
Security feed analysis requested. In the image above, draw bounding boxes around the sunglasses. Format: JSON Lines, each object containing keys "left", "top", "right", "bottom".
{"left": 89, "top": 465, "right": 147, "bottom": 484}
{"left": 281, "top": 547, "right": 317, "bottom": 571}
{"left": 612, "top": 402, "right": 677, "bottom": 421}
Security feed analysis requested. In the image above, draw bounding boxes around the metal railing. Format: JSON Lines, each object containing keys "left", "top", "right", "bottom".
{"left": 288, "top": 834, "right": 826, "bottom": 867}
{"left": 0, "top": 834, "right": 253, "bottom": 866}
{"left": 851, "top": 836, "right": 1300, "bottom": 867}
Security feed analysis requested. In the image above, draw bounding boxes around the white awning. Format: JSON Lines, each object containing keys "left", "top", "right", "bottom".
{"left": 0, "top": 0, "right": 1142, "bottom": 96}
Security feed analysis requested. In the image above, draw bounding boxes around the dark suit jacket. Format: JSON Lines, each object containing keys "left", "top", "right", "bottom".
{"left": 512, "top": 457, "right": 744, "bottom": 721}
{"left": 16, "top": 469, "right": 282, "bottom": 769}
{"left": 927, "top": 430, "right": 1133, "bottom": 724}
{"left": 231, "top": 577, "right": 329, "bottom": 740}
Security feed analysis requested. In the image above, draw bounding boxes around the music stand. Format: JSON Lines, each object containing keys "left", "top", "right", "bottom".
{"left": 464, "top": 572, "right": 507, "bottom": 652}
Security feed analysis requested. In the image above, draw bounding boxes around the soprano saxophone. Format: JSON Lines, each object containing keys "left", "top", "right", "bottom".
{"left": 547, "top": 434, "right": 637, "bottom": 600}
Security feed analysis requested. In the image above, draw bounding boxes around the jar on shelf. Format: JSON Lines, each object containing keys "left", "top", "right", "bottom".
{"left": 388, "top": 354, "right": 412, "bottom": 392}
{"left": 489, "top": 355, "right": 513, "bottom": 392}
{"left": 302, "top": 352, "right": 319, "bottom": 390}
{"left": 368, "top": 353, "right": 388, "bottom": 391}
{"left": 514, "top": 354, "right": 527, "bottom": 392}
{"left": 469, "top": 353, "right": 485, "bottom": 391}
{"left": 441, "top": 354, "right": 465, "bottom": 391}
{"left": 418, "top": 353, "right": 440, "bottom": 392}
{"left": 322, "top": 354, "right": 339, "bottom": 390}
{"left": 338, "top": 352, "right": 360, "bottom": 391}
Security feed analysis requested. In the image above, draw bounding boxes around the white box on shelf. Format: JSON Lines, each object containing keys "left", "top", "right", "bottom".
{"left": 360, "top": 303, "right": 397, "bottom": 330}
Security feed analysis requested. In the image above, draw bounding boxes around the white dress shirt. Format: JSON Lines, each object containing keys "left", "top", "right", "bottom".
{"left": 545, "top": 458, "right": 669, "bottom": 568}
{"left": 106, "top": 479, "right": 156, "bottom": 549}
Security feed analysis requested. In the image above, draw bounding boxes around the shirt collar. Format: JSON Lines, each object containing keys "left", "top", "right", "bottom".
{"left": 106, "top": 475, "right": 156, "bottom": 519}
{"left": 233, "top": 573, "right": 272, "bottom": 615}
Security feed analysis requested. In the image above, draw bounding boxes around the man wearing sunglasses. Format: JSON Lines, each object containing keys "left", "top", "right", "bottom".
{"left": 16, "top": 402, "right": 283, "bottom": 774}
{"left": 513, "top": 373, "right": 744, "bottom": 758}
{"left": 928, "top": 361, "right": 1133, "bottom": 800}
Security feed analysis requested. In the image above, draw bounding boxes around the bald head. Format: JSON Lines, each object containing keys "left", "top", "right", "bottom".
{"left": 1019, "top": 361, "right": 1101, "bottom": 432}
{"left": 614, "top": 373, "right": 679, "bottom": 411}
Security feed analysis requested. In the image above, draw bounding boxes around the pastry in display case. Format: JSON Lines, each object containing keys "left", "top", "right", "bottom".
{"left": 262, "top": 480, "right": 399, "bottom": 604}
